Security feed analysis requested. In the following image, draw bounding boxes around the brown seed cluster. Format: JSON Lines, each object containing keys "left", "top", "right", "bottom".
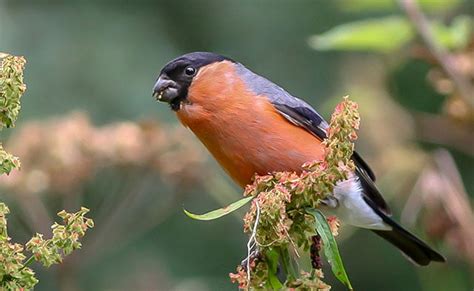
{"left": 232, "top": 97, "right": 358, "bottom": 290}
{"left": 0, "top": 112, "right": 208, "bottom": 196}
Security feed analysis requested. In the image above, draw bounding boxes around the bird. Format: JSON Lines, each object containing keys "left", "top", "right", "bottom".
{"left": 152, "top": 51, "right": 445, "bottom": 266}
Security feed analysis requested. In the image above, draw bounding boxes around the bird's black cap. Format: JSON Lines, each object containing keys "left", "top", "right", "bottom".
{"left": 160, "top": 52, "right": 234, "bottom": 76}
{"left": 155, "top": 52, "right": 234, "bottom": 110}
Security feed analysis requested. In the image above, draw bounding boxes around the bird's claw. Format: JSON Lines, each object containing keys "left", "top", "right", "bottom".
{"left": 321, "top": 196, "right": 338, "bottom": 208}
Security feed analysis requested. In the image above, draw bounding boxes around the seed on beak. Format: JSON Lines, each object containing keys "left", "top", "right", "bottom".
{"left": 153, "top": 89, "right": 164, "bottom": 101}
{"left": 153, "top": 76, "right": 179, "bottom": 103}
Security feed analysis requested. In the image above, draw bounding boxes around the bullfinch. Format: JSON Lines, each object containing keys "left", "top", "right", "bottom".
{"left": 152, "top": 52, "right": 445, "bottom": 266}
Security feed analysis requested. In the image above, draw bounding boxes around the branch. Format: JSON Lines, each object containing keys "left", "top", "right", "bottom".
{"left": 398, "top": 0, "right": 474, "bottom": 107}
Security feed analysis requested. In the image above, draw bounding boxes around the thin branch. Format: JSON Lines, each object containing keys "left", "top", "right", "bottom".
{"left": 246, "top": 200, "right": 260, "bottom": 283}
{"left": 398, "top": 0, "right": 474, "bottom": 107}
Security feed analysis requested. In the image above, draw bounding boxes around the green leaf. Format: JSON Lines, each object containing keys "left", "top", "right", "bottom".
{"left": 309, "top": 15, "right": 473, "bottom": 53}
{"left": 183, "top": 196, "right": 253, "bottom": 221}
{"left": 337, "top": 0, "right": 397, "bottom": 12}
{"left": 265, "top": 248, "right": 284, "bottom": 290}
{"left": 279, "top": 246, "right": 298, "bottom": 282}
{"left": 0, "top": 144, "right": 20, "bottom": 175}
{"left": 431, "top": 16, "right": 473, "bottom": 50}
{"left": 307, "top": 209, "right": 353, "bottom": 290}
{"left": 308, "top": 16, "right": 413, "bottom": 53}
{"left": 338, "top": 0, "right": 461, "bottom": 13}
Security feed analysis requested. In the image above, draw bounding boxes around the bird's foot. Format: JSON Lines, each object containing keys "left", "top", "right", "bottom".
{"left": 321, "top": 196, "right": 338, "bottom": 208}
{"left": 241, "top": 249, "right": 260, "bottom": 271}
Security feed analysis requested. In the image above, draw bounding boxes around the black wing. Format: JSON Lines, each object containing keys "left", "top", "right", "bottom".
{"left": 272, "top": 102, "right": 391, "bottom": 215}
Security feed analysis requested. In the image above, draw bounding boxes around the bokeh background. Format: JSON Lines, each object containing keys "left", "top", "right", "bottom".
{"left": 1, "top": 0, "right": 473, "bottom": 290}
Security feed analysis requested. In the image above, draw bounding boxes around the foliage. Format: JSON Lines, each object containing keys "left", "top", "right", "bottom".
{"left": 337, "top": 0, "right": 462, "bottom": 13}
{"left": 309, "top": 15, "right": 472, "bottom": 53}
{"left": 184, "top": 196, "right": 253, "bottom": 221}
{"left": 0, "top": 53, "right": 94, "bottom": 290}
{"left": 26, "top": 208, "right": 94, "bottom": 266}
{"left": 309, "top": 1, "right": 474, "bottom": 290}
{"left": 186, "top": 97, "right": 360, "bottom": 290}
{"left": 0, "top": 203, "right": 38, "bottom": 290}
{"left": 307, "top": 209, "right": 352, "bottom": 290}
{"left": 0, "top": 0, "right": 471, "bottom": 289}
{"left": 0, "top": 205, "right": 94, "bottom": 290}
{"left": 0, "top": 53, "right": 25, "bottom": 129}
{"left": 311, "top": 0, "right": 474, "bottom": 148}
{"left": 309, "top": 16, "right": 413, "bottom": 53}
{"left": 0, "top": 54, "right": 24, "bottom": 175}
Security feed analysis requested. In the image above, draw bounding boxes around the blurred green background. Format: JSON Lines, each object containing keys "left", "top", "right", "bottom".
{"left": 1, "top": 0, "right": 473, "bottom": 290}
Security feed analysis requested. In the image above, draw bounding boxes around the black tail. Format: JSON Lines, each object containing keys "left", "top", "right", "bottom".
{"left": 371, "top": 213, "right": 445, "bottom": 266}
{"left": 363, "top": 196, "right": 445, "bottom": 266}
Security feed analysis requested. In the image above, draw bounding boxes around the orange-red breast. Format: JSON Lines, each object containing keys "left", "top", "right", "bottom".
{"left": 153, "top": 52, "right": 445, "bottom": 266}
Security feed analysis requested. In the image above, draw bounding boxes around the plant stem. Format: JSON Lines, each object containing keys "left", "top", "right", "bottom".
{"left": 20, "top": 255, "right": 35, "bottom": 270}
{"left": 279, "top": 246, "right": 298, "bottom": 282}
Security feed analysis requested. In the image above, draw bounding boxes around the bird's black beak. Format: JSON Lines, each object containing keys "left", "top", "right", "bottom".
{"left": 153, "top": 75, "right": 179, "bottom": 103}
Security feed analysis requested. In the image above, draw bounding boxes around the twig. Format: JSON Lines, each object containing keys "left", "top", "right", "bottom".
{"left": 246, "top": 200, "right": 260, "bottom": 283}
{"left": 398, "top": 0, "right": 474, "bottom": 107}
{"left": 282, "top": 224, "right": 300, "bottom": 258}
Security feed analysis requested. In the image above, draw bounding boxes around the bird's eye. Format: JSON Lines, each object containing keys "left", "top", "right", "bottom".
{"left": 184, "top": 66, "right": 196, "bottom": 76}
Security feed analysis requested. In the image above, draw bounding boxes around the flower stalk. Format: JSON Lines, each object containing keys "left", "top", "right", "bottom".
{"left": 0, "top": 53, "right": 25, "bottom": 174}
{"left": 230, "top": 96, "right": 360, "bottom": 290}
{"left": 0, "top": 53, "right": 95, "bottom": 290}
